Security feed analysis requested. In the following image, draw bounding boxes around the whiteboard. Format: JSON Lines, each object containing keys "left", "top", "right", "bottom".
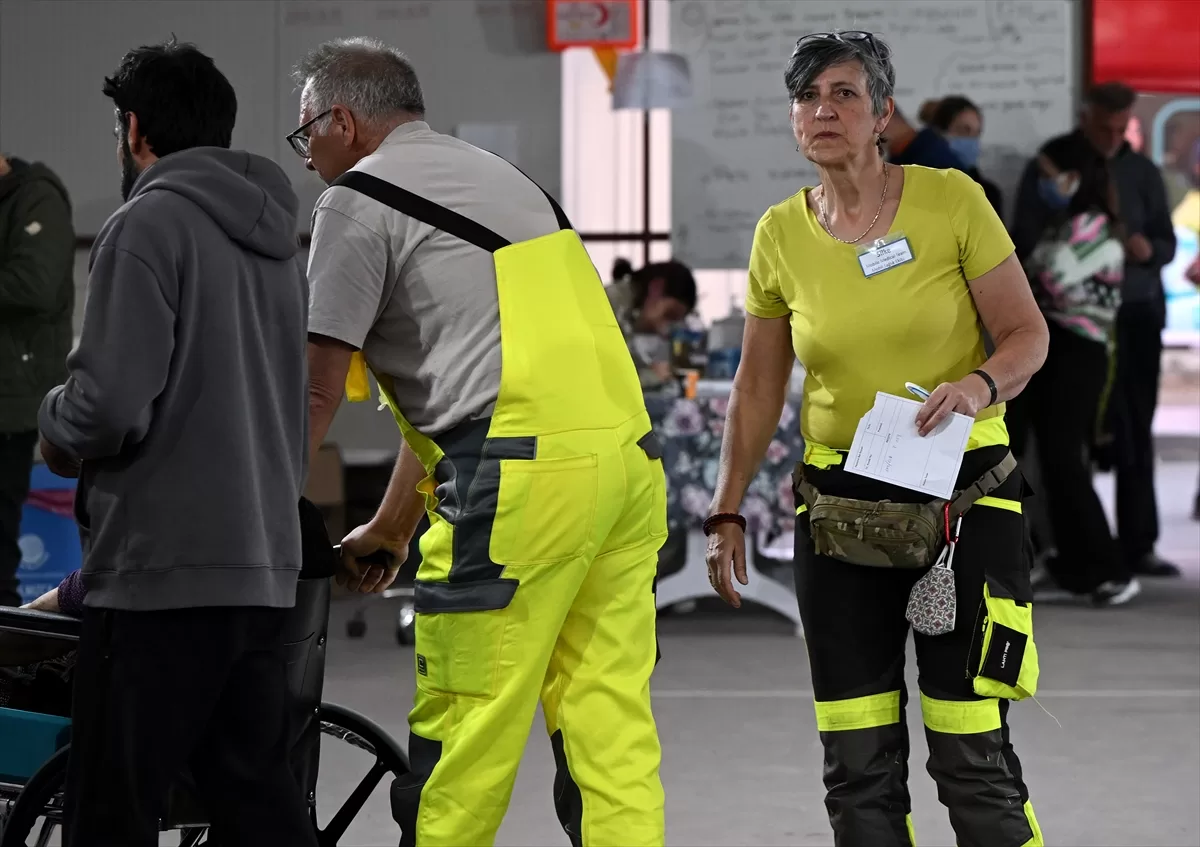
{"left": 0, "top": 0, "right": 560, "bottom": 238}
{"left": 669, "top": 0, "right": 1079, "bottom": 269}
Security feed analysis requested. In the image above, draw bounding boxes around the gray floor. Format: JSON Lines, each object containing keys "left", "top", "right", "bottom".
{"left": 318, "top": 460, "right": 1200, "bottom": 847}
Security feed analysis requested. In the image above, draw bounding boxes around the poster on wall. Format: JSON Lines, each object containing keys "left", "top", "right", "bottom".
{"left": 1131, "top": 94, "right": 1200, "bottom": 345}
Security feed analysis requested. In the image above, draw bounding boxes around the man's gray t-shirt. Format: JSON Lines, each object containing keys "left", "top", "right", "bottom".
{"left": 307, "top": 121, "right": 562, "bottom": 436}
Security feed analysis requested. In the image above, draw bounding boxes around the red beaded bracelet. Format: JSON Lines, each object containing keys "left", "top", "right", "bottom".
{"left": 702, "top": 512, "right": 747, "bottom": 536}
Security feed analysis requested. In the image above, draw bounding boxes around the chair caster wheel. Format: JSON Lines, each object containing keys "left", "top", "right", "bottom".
{"left": 395, "top": 603, "right": 416, "bottom": 646}
{"left": 347, "top": 619, "right": 367, "bottom": 639}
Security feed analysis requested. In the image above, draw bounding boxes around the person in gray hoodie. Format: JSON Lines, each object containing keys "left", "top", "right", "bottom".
{"left": 36, "top": 38, "right": 317, "bottom": 847}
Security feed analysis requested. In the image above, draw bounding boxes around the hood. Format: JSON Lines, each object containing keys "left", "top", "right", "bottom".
{"left": 129, "top": 147, "right": 299, "bottom": 260}
{"left": 0, "top": 156, "right": 72, "bottom": 209}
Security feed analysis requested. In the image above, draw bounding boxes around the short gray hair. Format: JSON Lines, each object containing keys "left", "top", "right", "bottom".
{"left": 783, "top": 32, "right": 895, "bottom": 117}
{"left": 292, "top": 36, "right": 425, "bottom": 127}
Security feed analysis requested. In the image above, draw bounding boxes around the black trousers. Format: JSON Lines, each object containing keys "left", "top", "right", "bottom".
{"left": 63, "top": 605, "right": 319, "bottom": 847}
{"left": 0, "top": 430, "right": 37, "bottom": 607}
{"left": 1022, "top": 323, "right": 1126, "bottom": 592}
{"left": 1109, "top": 302, "right": 1164, "bottom": 562}
{"left": 795, "top": 446, "right": 1038, "bottom": 847}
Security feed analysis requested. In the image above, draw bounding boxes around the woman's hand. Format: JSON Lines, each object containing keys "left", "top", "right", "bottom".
{"left": 915, "top": 375, "right": 991, "bottom": 436}
{"left": 705, "top": 522, "right": 748, "bottom": 608}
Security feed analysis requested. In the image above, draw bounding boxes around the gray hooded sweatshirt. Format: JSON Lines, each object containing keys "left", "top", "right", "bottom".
{"left": 38, "top": 148, "right": 309, "bottom": 611}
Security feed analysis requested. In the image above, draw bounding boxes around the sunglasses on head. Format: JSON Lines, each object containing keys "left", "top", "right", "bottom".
{"left": 796, "top": 30, "right": 890, "bottom": 59}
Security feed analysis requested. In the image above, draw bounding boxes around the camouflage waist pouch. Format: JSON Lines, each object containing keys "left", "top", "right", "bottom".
{"left": 794, "top": 452, "right": 1017, "bottom": 569}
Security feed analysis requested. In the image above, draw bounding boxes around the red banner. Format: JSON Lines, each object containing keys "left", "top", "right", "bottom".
{"left": 1093, "top": 0, "right": 1200, "bottom": 94}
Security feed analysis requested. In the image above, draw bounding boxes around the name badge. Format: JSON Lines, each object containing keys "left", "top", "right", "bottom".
{"left": 856, "top": 233, "right": 915, "bottom": 278}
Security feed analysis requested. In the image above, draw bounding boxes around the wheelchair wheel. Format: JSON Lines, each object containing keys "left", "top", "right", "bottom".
{"left": 0, "top": 746, "right": 67, "bottom": 847}
{"left": 0, "top": 747, "right": 209, "bottom": 847}
{"left": 313, "top": 702, "right": 411, "bottom": 846}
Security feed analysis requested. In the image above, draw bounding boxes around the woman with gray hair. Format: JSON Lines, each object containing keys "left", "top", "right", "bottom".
{"left": 703, "top": 31, "right": 1049, "bottom": 846}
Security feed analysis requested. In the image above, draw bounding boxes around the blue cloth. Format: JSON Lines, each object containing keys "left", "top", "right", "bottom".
{"left": 891, "top": 127, "right": 965, "bottom": 170}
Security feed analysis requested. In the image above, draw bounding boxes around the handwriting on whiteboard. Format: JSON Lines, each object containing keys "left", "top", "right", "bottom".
{"left": 670, "top": 0, "right": 1076, "bottom": 269}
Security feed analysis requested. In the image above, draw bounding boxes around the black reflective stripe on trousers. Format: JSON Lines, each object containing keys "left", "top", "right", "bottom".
{"left": 820, "top": 722, "right": 913, "bottom": 846}
{"left": 550, "top": 729, "right": 584, "bottom": 847}
{"left": 411, "top": 417, "right": 533, "bottom": 614}
{"left": 923, "top": 700, "right": 1034, "bottom": 847}
{"left": 392, "top": 732, "right": 443, "bottom": 847}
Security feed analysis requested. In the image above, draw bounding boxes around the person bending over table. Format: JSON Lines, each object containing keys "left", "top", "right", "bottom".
{"left": 703, "top": 31, "right": 1049, "bottom": 847}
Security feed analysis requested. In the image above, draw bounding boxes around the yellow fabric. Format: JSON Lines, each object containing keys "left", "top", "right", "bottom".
{"left": 802, "top": 414, "right": 1011, "bottom": 470}
{"left": 1172, "top": 188, "right": 1200, "bottom": 234}
{"left": 973, "top": 583, "right": 1040, "bottom": 701}
{"left": 745, "top": 166, "right": 1015, "bottom": 449}
{"left": 814, "top": 690, "right": 901, "bottom": 732}
{"left": 906, "top": 813, "right": 917, "bottom": 846}
{"left": 975, "top": 496, "right": 1022, "bottom": 514}
{"left": 920, "top": 693, "right": 1002, "bottom": 735}
{"left": 376, "top": 228, "right": 666, "bottom": 846}
{"left": 345, "top": 350, "right": 371, "bottom": 402}
{"left": 1021, "top": 800, "right": 1045, "bottom": 846}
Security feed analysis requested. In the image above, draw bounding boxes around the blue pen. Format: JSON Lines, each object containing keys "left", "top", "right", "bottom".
{"left": 904, "top": 382, "right": 931, "bottom": 401}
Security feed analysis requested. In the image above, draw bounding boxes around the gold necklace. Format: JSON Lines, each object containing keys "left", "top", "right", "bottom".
{"left": 819, "top": 165, "right": 890, "bottom": 245}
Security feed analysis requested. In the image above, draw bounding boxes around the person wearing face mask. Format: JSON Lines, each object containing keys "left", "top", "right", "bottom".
{"left": 1012, "top": 82, "right": 1181, "bottom": 586}
{"left": 921, "top": 96, "right": 1003, "bottom": 215}
{"left": 1006, "top": 98, "right": 1145, "bottom": 606}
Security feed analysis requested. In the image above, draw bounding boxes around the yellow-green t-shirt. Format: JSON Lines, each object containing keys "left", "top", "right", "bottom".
{"left": 745, "top": 165, "right": 1016, "bottom": 450}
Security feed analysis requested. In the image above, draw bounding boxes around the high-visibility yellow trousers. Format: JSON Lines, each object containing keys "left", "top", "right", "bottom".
{"left": 391, "top": 415, "right": 667, "bottom": 847}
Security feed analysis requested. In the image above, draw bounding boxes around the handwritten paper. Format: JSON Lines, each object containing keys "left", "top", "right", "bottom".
{"left": 669, "top": 0, "right": 1077, "bottom": 269}
{"left": 846, "top": 392, "right": 973, "bottom": 499}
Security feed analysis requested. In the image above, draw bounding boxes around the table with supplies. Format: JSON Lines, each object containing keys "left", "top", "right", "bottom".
{"left": 649, "top": 381, "right": 805, "bottom": 635}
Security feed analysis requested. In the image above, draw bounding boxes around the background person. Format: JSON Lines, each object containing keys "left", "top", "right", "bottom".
{"left": 296, "top": 37, "right": 666, "bottom": 846}
{"left": 0, "top": 151, "right": 74, "bottom": 608}
{"left": 882, "top": 104, "right": 963, "bottom": 170}
{"left": 920, "top": 95, "right": 1004, "bottom": 215}
{"left": 36, "top": 39, "right": 316, "bottom": 847}
{"left": 1012, "top": 81, "right": 1180, "bottom": 584}
{"left": 608, "top": 257, "right": 697, "bottom": 394}
{"left": 1007, "top": 128, "right": 1140, "bottom": 606}
{"left": 704, "top": 31, "right": 1048, "bottom": 847}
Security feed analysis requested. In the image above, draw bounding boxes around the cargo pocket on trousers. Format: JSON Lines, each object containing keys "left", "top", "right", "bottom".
{"left": 413, "top": 579, "right": 518, "bottom": 699}
{"left": 489, "top": 454, "right": 599, "bottom": 565}
{"left": 973, "top": 580, "right": 1040, "bottom": 701}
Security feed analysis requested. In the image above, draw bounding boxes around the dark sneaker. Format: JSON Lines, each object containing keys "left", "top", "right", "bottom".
{"left": 1129, "top": 553, "right": 1181, "bottom": 578}
{"left": 1093, "top": 577, "right": 1142, "bottom": 607}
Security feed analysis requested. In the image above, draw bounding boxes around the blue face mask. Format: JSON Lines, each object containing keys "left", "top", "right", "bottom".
{"left": 1037, "top": 177, "right": 1075, "bottom": 210}
{"left": 946, "top": 135, "right": 981, "bottom": 168}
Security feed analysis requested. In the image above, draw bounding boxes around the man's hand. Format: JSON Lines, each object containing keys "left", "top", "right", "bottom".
{"left": 915, "top": 376, "right": 991, "bottom": 437}
{"left": 1125, "top": 233, "right": 1154, "bottom": 263}
{"left": 338, "top": 522, "right": 410, "bottom": 594}
{"left": 38, "top": 433, "right": 79, "bottom": 478}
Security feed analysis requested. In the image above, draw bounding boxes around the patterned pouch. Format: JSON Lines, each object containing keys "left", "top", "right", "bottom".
{"left": 906, "top": 515, "right": 963, "bottom": 637}
{"left": 906, "top": 562, "right": 957, "bottom": 636}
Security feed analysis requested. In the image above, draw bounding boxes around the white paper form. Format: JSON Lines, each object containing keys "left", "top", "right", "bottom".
{"left": 846, "top": 393, "right": 973, "bottom": 499}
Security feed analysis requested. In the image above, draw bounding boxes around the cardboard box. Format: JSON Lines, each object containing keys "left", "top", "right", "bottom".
{"left": 305, "top": 443, "right": 345, "bottom": 542}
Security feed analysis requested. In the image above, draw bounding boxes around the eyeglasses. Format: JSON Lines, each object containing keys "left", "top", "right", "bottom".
{"left": 795, "top": 30, "right": 890, "bottom": 59}
{"left": 285, "top": 109, "right": 332, "bottom": 158}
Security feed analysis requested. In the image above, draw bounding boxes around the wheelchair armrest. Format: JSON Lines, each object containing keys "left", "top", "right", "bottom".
{"left": 0, "top": 606, "right": 82, "bottom": 641}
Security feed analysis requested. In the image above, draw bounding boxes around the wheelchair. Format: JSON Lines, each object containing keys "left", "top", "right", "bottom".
{"left": 0, "top": 538, "right": 411, "bottom": 845}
